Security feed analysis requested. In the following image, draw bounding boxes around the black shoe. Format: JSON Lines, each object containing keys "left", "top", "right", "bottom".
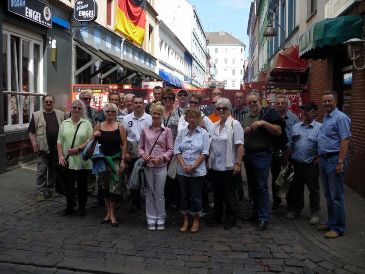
{"left": 100, "top": 219, "right": 111, "bottom": 224}
{"left": 245, "top": 215, "right": 258, "bottom": 222}
{"left": 256, "top": 221, "right": 268, "bottom": 231}
{"left": 62, "top": 207, "right": 74, "bottom": 216}
{"left": 111, "top": 222, "right": 119, "bottom": 228}
{"left": 224, "top": 223, "right": 235, "bottom": 230}
{"left": 208, "top": 218, "right": 221, "bottom": 227}
{"left": 77, "top": 208, "right": 86, "bottom": 217}
{"left": 272, "top": 203, "right": 280, "bottom": 210}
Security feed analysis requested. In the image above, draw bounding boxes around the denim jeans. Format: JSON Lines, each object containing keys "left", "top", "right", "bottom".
{"left": 36, "top": 152, "right": 58, "bottom": 194}
{"left": 320, "top": 155, "right": 346, "bottom": 234}
{"left": 244, "top": 151, "right": 272, "bottom": 222}
{"left": 178, "top": 175, "right": 204, "bottom": 216}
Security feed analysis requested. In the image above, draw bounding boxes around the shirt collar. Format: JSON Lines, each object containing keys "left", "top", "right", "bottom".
{"left": 149, "top": 123, "right": 166, "bottom": 130}
{"left": 327, "top": 107, "right": 338, "bottom": 118}
{"left": 132, "top": 112, "right": 146, "bottom": 120}
{"left": 183, "top": 126, "right": 202, "bottom": 136}
{"left": 300, "top": 120, "right": 316, "bottom": 128}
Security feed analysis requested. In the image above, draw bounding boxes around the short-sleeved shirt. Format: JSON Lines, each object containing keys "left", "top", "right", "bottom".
{"left": 174, "top": 126, "right": 210, "bottom": 177}
{"left": 243, "top": 107, "right": 285, "bottom": 153}
{"left": 178, "top": 113, "right": 213, "bottom": 135}
{"left": 318, "top": 108, "right": 351, "bottom": 155}
{"left": 210, "top": 119, "right": 244, "bottom": 171}
{"left": 283, "top": 110, "right": 300, "bottom": 136}
{"left": 28, "top": 112, "right": 59, "bottom": 153}
{"left": 232, "top": 107, "right": 249, "bottom": 125}
{"left": 289, "top": 120, "right": 322, "bottom": 163}
{"left": 57, "top": 118, "right": 93, "bottom": 170}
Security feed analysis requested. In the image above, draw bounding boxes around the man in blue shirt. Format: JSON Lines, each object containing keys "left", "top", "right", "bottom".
{"left": 318, "top": 91, "right": 351, "bottom": 239}
{"left": 285, "top": 102, "right": 321, "bottom": 224}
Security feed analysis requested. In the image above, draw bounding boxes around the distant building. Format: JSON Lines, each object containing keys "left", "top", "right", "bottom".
{"left": 206, "top": 32, "right": 245, "bottom": 90}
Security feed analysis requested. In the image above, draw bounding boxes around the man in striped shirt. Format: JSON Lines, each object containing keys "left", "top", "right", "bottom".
{"left": 232, "top": 91, "right": 248, "bottom": 125}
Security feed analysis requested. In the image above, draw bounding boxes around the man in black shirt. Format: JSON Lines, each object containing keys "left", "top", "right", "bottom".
{"left": 242, "top": 92, "right": 285, "bottom": 231}
{"left": 28, "top": 95, "right": 64, "bottom": 201}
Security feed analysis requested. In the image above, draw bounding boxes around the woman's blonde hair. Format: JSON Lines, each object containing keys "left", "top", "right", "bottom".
{"left": 150, "top": 102, "right": 165, "bottom": 115}
{"left": 103, "top": 103, "right": 118, "bottom": 117}
{"left": 184, "top": 108, "right": 202, "bottom": 123}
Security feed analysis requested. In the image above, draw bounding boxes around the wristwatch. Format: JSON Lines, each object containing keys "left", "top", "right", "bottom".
{"left": 235, "top": 162, "right": 241, "bottom": 166}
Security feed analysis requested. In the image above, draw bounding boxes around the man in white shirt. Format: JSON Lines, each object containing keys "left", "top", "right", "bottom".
{"left": 123, "top": 95, "right": 152, "bottom": 212}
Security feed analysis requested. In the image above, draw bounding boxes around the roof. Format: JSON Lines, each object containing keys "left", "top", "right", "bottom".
{"left": 206, "top": 32, "right": 245, "bottom": 46}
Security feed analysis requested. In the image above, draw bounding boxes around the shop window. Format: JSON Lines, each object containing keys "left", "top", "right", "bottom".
{"left": 307, "top": 0, "right": 316, "bottom": 18}
{"left": 3, "top": 31, "right": 43, "bottom": 129}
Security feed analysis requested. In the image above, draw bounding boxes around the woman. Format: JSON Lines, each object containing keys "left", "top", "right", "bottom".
{"left": 94, "top": 103, "right": 127, "bottom": 228}
{"left": 174, "top": 108, "right": 210, "bottom": 233}
{"left": 208, "top": 98, "right": 244, "bottom": 230}
{"left": 162, "top": 88, "right": 179, "bottom": 141}
{"left": 57, "top": 99, "right": 93, "bottom": 216}
{"left": 139, "top": 102, "right": 173, "bottom": 231}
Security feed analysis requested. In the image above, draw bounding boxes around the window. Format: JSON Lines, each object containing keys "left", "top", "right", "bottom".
{"left": 3, "top": 30, "right": 43, "bottom": 128}
{"left": 307, "top": 0, "right": 317, "bottom": 18}
{"left": 231, "top": 81, "right": 235, "bottom": 88}
{"left": 148, "top": 24, "right": 153, "bottom": 53}
{"left": 107, "top": 0, "right": 113, "bottom": 26}
{"left": 215, "top": 58, "right": 218, "bottom": 64}
{"left": 224, "top": 58, "right": 227, "bottom": 64}
{"left": 215, "top": 48, "right": 218, "bottom": 53}
{"left": 232, "top": 69, "right": 235, "bottom": 75}
{"left": 288, "top": 0, "right": 295, "bottom": 33}
{"left": 232, "top": 59, "right": 235, "bottom": 65}
{"left": 280, "top": 0, "right": 286, "bottom": 45}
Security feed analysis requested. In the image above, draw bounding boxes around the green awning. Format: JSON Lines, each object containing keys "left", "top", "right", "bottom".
{"left": 299, "top": 16, "right": 363, "bottom": 60}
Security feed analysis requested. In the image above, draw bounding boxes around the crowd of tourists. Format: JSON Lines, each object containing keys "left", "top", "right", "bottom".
{"left": 28, "top": 86, "right": 351, "bottom": 238}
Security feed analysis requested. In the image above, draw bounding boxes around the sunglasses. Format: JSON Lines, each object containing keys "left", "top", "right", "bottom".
{"left": 81, "top": 98, "right": 91, "bottom": 101}
{"left": 72, "top": 106, "right": 82, "bottom": 110}
{"left": 177, "top": 94, "right": 188, "bottom": 97}
{"left": 105, "top": 110, "right": 116, "bottom": 114}
{"left": 216, "top": 107, "right": 228, "bottom": 112}
{"left": 163, "top": 97, "right": 174, "bottom": 100}
{"left": 44, "top": 100, "right": 53, "bottom": 104}
{"left": 134, "top": 101, "right": 144, "bottom": 105}
{"left": 189, "top": 101, "right": 200, "bottom": 105}
{"left": 248, "top": 101, "right": 258, "bottom": 105}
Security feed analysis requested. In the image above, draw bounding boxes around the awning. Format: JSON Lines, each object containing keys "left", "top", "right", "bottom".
{"left": 159, "top": 69, "right": 183, "bottom": 88}
{"left": 271, "top": 45, "right": 308, "bottom": 73}
{"left": 299, "top": 16, "right": 363, "bottom": 60}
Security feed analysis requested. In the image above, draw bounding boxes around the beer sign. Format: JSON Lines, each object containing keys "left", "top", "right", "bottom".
{"left": 74, "top": 0, "right": 97, "bottom": 22}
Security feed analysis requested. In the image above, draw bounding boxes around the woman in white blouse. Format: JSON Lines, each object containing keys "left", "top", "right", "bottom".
{"left": 208, "top": 97, "right": 244, "bottom": 230}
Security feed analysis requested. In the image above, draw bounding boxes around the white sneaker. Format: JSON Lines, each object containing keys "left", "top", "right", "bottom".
{"left": 286, "top": 211, "right": 300, "bottom": 219}
{"left": 309, "top": 216, "right": 320, "bottom": 225}
{"left": 156, "top": 224, "right": 165, "bottom": 231}
{"left": 147, "top": 224, "right": 156, "bottom": 231}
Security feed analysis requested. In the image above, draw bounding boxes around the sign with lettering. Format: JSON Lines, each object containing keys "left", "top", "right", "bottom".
{"left": 8, "top": 0, "right": 52, "bottom": 28}
{"left": 74, "top": 0, "right": 97, "bottom": 22}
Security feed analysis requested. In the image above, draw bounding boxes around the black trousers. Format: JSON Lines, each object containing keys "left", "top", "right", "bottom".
{"left": 65, "top": 169, "right": 89, "bottom": 209}
{"left": 287, "top": 160, "right": 320, "bottom": 215}
{"left": 211, "top": 170, "right": 237, "bottom": 225}
{"left": 271, "top": 157, "right": 283, "bottom": 205}
{"left": 127, "top": 158, "right": 141, "bottom": 209}
{"left": 165, "top": 176, "right": 180, "bottom": 209}
{"left": 178, "top": 175, "right": 204, "bottom": 215}
{"left": 233, "top": 173, "right": 244, "bottom": 201}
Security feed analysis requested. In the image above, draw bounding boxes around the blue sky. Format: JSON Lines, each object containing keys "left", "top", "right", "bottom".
{"left": 188, "top": 0, "right": 250, "bottom": 53}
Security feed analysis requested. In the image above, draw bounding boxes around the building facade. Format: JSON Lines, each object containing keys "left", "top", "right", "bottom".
{"left": 206, "top": 32, "right": 245, "bottom": 90}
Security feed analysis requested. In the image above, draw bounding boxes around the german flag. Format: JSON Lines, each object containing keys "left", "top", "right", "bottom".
{"left": 115, "top": 0, "right": 146, "bottom": 45}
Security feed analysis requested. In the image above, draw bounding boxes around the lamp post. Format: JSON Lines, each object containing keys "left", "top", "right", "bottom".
{"left": 263, "top": 17, "right": 285, "bottom": 38}
{"left": 344, "top": 38, "right": 365, "bottom": 70}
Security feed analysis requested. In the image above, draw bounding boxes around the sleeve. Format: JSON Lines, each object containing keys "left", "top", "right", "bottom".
{"left": 233, "top": 121, "right": 244, "bottom": 145}
{"left": 201, "top": 130, "right": 210, "bottom": 155}
{"left": 174, "top": 130, "right": 183, "bottom": 155}
{"left": 337, "top": 115, "right": 351, "bottom": 140}
{"left": 57, "top": 122, "right": 64, "bottom": 144}
{"left": 177, "top": 115, "right": 186, "bottom": 131}
{"left": 203, "top": 116, "right": 214, "bottom": 135}
{"left": 164, "top": 128, "right": 174, "bottom": 161}
{"left": 146, "top": 114, "right": 153, "bottom": 127}
{"left": 287, "top": 125, "right": 295, "bottom": 149}
{"left": 86, "top": 121, "right": 93, "bottom": 140}
{"left": 28, "top": 114, "right": 35, "bottom": 133}
{"left": 138, "top": 128, "right": 146, "bottom": 156}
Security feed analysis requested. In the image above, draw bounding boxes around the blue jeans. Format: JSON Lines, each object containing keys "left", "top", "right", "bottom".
{"left": 244, "top": 151, "right": 272, "bottom": 222}
{"left": 320, "top": 156, "right": 346, "bottom": 234}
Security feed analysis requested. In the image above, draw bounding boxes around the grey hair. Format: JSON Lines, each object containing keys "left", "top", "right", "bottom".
{"left": 125, "top": 93, "right": 135, "bottom": 101}
{"left": 71, "top": 99, "right": 87, "bottom": 119}
{"left": 247, "top": 92, "right": 259, "bottom": 100}
{"left": 215, "top": 97, "right": 232, "bottom": 111}
{"left": 103, "top": 103, "right": 118, "bottom": 117}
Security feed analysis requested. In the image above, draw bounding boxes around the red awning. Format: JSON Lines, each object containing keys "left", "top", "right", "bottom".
{"left": 271, "top": 45, "right": 308, "bottom": 73}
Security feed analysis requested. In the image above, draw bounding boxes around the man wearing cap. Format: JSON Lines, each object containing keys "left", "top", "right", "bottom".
{"left": 317, "top": 91, "right": 351, "bottom": 238}
{"left": 285, "top": 102, "right": 322, "bottom": 224}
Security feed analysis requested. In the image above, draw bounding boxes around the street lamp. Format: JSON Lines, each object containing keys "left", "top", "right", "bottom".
{"left": 344, "top": 38, "right": 365, "bottom": 70}
{"left": 263, "top": 17, "right": 285, "bottom": 38}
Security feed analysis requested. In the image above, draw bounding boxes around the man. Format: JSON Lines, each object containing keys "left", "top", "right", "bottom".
{"left": 79, "top": 91, "right": 98, "bottom": 126}
{"left": 203, "top": 88, "right": 222, "bottom": 116}
{"left": 119, "top": 92, "right": 127, "bottom": 114}
{"left": 232, "top": 91, "right": 248, "bottom": 125}
{"left": 317, "top": 91, "right": 351, "bottom": 238}
{"left": 271, "top": 95, "right": 299, "bottom": 209}
{"left": 124, "top": 93, "right": 135, "bottom": 115}
{"left": 123, "top": 95, "right": 153, "bottom": 212}
{"left": 285, "top": 102, "right": 321, "bottom": 224}
{"left": 174, "top": 89, "right": 189, "bottom": 118}
{"left": 28, "top": 95, "right": 64, "bottom": 201}
{"left": 145, "top": 86, "right": 163, "bottom": 114}
{"left": 243, "top": 92, "right": 284, "bottom": 231}
{"left": 208, "top": 95, "right": 220, "bottom": 123}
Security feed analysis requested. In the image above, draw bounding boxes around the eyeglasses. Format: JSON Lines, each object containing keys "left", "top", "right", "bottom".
{"left": 248, "top": 101, "right": 258, "bottom": 105}
{"left": 189, "top": 101, "right": 200, "bottom": 105}
{"left": 163, "top": 97, "right": 174, "bottom": 100}
{"left": 81, "top": 97, "right": 91, "bottom": 101}
{"left": 72, "top": 106, "right": 82, "bottom": 110}
{"left": 177, "top": 94, "right": 188, "bottom": 97}
{"left": 105, "top": 110, "right": 116, "bottom": 114}
{"left": 216, "top": 107, "right": 228, "bottom": 112}
{"left": 134, "top": 101, "right": 144, "bottom": 105}
{"left": 44, "top": 100, "right": 53, "bottom": 104}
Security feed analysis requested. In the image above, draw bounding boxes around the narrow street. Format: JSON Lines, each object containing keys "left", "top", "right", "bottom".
{"left": 0, "top": 163, "right": 364, "bottom": 274}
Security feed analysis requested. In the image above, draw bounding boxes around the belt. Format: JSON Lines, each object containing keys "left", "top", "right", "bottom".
{"left": 320, "top": 152, "right": 339, "bottom": 159}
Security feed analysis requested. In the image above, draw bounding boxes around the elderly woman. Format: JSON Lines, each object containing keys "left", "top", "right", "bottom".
{"left": 174, "top": 108, "right": 210, "bottom": 233}
{"left": 94, "top": 103, "right": 127, "bottom": 227}
{"left": 139, "top": 102, "right": 173, "bottom": 231}
{"left": 57, "top": 99, "right": 93, "bottom": 216}
{"left": 209, "top": 97, "right": 244, "bottom": 230}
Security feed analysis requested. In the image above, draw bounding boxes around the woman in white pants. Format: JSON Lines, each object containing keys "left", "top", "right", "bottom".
{"left": 138, "top": 102, "right": 173, "bottom": 230}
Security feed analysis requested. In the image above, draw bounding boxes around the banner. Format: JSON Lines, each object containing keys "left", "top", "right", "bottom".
{"left": 115, "top": 0, "right": 146, "bottom": 45}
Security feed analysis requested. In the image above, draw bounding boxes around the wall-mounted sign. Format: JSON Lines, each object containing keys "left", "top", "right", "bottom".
{"left": 74, "top": 0, "right": 97, "bottom": 22}
{"left": 7, "top": 0, "right": 52, "bottom": 28}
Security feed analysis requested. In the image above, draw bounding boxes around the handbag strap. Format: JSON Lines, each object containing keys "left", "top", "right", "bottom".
{"left": 148, "top": 128, "right": 164, "bottom": 156}
{"left": 65, "top": 121, "right": 84, "bottom": 161}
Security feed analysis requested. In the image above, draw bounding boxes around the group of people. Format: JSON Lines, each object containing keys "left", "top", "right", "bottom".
{"left": 28, "top": 86, "right": 351, "bottom": 238}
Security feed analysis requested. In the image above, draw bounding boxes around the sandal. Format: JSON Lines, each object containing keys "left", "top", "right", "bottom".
{"left": 191, "top": 223, "right": 199, "bottom": 233}
{"left": 180, "top": 223, "right": 189, "bottom": 232}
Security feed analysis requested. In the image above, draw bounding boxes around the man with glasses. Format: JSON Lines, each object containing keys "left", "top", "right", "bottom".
{"left": 79, "top": 91, "right": 99, "bottom": 126}
{"left": 242, "top": 92, "right": 285, "bottom": 231}
{"left": 123, "top": 95, "right": 152, "bottom": 212}
{"left": 28, "top": 95, "right": 65, "bottom": 201}
{"left": 174, "top": 89, "right": 189, "bottom": 118}
{"left": 146, "top": 86, "right": 163, "bottom": 114}
{"left": 203, "top": 88, "right": 222, "bottom": 116}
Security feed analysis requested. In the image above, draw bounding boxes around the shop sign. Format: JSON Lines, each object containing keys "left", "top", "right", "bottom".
{"left": 74, "top": 0, "right": 97, "bottom": 22}
{"left": 8, "top": 0, "right": 52, "bottom": 28}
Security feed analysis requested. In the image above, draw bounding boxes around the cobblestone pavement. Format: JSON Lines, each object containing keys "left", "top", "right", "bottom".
{"left": 0, "top": 164, "right": 364, "bottom": 274}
